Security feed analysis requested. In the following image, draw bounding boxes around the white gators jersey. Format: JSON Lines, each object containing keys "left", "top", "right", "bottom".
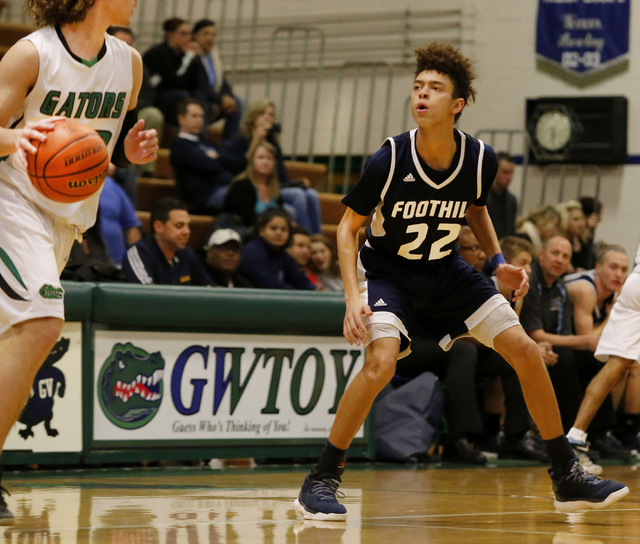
{"left": 0, "top": 26, "right": 133, "bottom": 231}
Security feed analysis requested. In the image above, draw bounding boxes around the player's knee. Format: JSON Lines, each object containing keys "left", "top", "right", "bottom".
{"left": 508, "top": 337, "right": 543, "bottom": 373}
{"left": 361, "top": 356, "right": 396, "bottom": 390}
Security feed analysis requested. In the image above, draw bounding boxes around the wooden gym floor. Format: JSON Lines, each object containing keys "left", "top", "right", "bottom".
{"left": 1, "top": 461, "right": 640, "bottom": 543}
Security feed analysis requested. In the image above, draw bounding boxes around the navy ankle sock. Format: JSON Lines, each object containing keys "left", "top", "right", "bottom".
{"left": 312, "top": 441, "right": 347, "bottom": 478}
{"left": 544, "top": 434, "right": 575, "bottom": 476}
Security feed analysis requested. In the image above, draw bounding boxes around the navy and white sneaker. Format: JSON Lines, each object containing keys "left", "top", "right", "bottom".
{"left": 294, "top": 473, "right": 347, "bottom": 521}
{"left": 0, "top": 485, "right": 13, "bottom": 525}
{"left": 550, "top": 457, "right": 629, "bottom": 512}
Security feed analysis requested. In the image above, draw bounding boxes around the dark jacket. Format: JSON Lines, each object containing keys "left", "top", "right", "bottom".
{"left": 123, "top": 235, "right": 215, "bottom": 286}
{"left": 170, "top": 135, "right": 235, "bottom": 204}
{"left": 142, "top": 42, "right": 197, "bottom": 96}
{"left": 192, "top": 54, "right": 235, "bottom": 106}
{"left": 204, "top": 262, "right": 253, "bottom": 288}
{"left": 486, "top": 188, "right": 517, "bottom": 240}
{"left": 520, "top": 260, "right": 572, "bottom": 336}
{"left": 223, "top": 177, "right": 285, "bottom": 227}
{"left": 239, "top": 237, "right": 315, "bottom": 290}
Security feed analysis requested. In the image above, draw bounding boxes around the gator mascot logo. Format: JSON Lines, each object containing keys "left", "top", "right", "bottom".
{"left": 18, "top": 337, "right": 69, "bottom": 439}
{"left": 98, "top": 343, "right": 165, "bottom": 429}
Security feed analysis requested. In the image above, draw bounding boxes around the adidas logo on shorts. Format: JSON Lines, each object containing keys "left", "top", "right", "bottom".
{"left": 403, "top": 173, "right": 416, "bottom": 182}
{"left": 373, "top": 298, "right": 387, "bottom": 307}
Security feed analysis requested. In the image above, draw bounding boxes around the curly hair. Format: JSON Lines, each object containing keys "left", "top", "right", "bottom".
{"left": 25, "top": 0, "right": 98, "bottom": 27}
{"left": 414, "top": 42, "right": 476, "bottom": 122}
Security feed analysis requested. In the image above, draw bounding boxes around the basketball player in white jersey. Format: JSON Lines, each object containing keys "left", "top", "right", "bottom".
{"left": 567, "top": 243, "right": 640, "bottom": 460}
{"left": 0, "top": 0, "right": 157, "bottom": 522}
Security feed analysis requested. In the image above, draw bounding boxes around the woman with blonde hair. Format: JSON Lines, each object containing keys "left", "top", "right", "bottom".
{"left": 223, "top": 142, "right": 287, "bottom": 227}
{"left": 226, "top": 100, "right": 322, "bottom": 233}
{"left": 556, "top": 200, "right": 594, "bottom": 272}
{"left": 515, "top": 205, "right": 561, "bottom": 254}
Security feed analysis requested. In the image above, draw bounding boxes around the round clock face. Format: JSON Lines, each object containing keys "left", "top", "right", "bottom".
{"left": 535, "top": 110, "right": 572, "bottom": 152}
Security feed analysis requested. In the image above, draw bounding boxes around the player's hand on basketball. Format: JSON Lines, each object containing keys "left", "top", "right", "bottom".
{"left": 344, "top": 299, "right": 372, "bottom": 346}
{"left": 124, "top": 119, "right": 159, "bottom": 165}
{"left": 495, "top": 263, "right": 529, "bottom": 302}
{"left": 16, "top": 117, "right": 65, "bottom": 168}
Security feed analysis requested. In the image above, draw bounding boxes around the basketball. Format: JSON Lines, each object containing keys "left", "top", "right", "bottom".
{"left": 26, "top": 119, "right": 109, "bottom": 203}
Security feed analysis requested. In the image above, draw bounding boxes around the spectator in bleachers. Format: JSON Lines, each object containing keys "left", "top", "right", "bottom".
{"left": 557, "top": 200, "right": 594, "bottom": 272}
{"left": 519, "top": 236, "right": 593, "bottom": 434}
{"left": 203, "top": 229, "right": 253, "bottom": 288}
{"left": 309, "top": 235, "right": 344, "bottom": 292}
{"left": 458, "top": 226, "right": 487, "bottom": 275}
{"left": 226, "top": 100, "right": 322, "bottom": 233}
{"left": 515, "top": 205, "right": 561, "bottom": 254}
{"left": 99, "top": 164, "right": 142, "bottom": 268}
{"left": 170, "top": 98, "right": 235, "bottom": 212}
{"left": 287, "top": 225, "right": 324, "bottom": 289}
{"left": 190, "top": 19, "right": 241, "bottom": 140}
{"left": 580, "top": 196, "right": 603, "bottom": 246}
{"left": 565, "top": 246, "right": 633, "bottom": 459}
{"left": 239, "top": 208, "right": 316, "bottom": 290}
{"left": 223, "top": 142, "right": 287, "bottom": 227}
{"left": 486, "top": 152, "right": 517, "bottom": 240}
{"left": 108, "top": 25, "right": 164, "bottom": 179}
{"left": 123, "top": 198, "right": 214, "bottom": 286}
{"left": 143, "top": 17, "right": 199, "bottom": 127}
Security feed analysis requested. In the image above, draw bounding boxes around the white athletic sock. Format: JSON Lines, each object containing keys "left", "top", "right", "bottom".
{"left": 567, "top": 427, "right": 587, "bottom": 443}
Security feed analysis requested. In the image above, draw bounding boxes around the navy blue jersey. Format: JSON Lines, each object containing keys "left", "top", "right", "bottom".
{"left": 565, "top": 269, "right": 614, "bottom": 327}
{"left": 343, "top": 129, "right": 497, "bottom": 266}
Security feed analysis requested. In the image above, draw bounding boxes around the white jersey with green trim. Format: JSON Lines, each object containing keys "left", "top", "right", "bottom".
{"left": 0, "top": 26, "right": 133, "bottom": 231}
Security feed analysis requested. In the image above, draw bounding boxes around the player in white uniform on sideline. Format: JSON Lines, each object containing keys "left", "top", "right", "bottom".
{"left": 0, "top": 0, "right": 157, "bottom": 522}
{"left": 567, "top": 243, "right": 640, "bottom": 456}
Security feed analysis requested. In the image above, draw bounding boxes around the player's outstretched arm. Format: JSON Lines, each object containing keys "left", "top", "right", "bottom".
{"left": 337, "top": 208, "right": 371, "bottom": 346}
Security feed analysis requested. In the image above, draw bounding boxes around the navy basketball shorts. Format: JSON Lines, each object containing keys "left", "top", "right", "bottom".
{"left": 356, "top": 245, "right": 520, "bottom": 358}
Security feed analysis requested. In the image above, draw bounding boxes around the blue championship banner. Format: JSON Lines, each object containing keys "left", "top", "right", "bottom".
{"left": 536, "top": 0, "right": 630, "bottom": 84}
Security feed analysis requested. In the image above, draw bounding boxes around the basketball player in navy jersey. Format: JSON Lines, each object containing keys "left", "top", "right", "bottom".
{"left": 0, "top": 0, "right": 157, "bottom": 522}
{"left": 294, "top": 43, "right": 628, "bottom": 520}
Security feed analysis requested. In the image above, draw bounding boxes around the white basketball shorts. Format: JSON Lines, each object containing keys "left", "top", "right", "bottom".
{"left": 595, "top": 270, "right": 640, "bottom": 365}
{"left": 0, "top": 179, "right": 78, "bottom": 335}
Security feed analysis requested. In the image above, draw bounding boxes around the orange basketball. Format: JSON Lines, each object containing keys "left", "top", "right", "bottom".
{"left": 26, "top": 119, "right": 109, "bottom": 203}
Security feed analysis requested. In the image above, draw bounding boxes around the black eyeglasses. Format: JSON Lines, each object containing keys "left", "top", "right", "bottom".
{"left": 459, "top": 245, "right": 483, "bottom": 253}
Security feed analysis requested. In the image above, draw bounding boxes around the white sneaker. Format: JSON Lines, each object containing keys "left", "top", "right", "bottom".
{"left": 574, "top": 449, "right": 603, "bottom": 475}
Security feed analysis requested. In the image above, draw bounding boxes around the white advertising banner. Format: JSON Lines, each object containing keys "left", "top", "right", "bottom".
{"left": 5, "top": 322, "right": 83, "bottom": 453}
{"left": 93, "top": 330, "right": 365, "bottom": 441}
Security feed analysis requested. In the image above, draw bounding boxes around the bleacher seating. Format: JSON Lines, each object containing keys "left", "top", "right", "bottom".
{"left": 136, "top": 161, "right": 369, "bottom": 249}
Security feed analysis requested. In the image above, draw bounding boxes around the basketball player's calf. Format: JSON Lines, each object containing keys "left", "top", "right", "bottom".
{"left": 294, "top": 337, "right": 399, "bottom": 521}
{"left": 494, "top": 326, "right": 629, "bottom": 512}
{"left": 0, "top": 316, "right": 63, "bottom": 522}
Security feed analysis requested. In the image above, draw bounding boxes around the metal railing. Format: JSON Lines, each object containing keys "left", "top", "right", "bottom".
{"left": 265, "top": 27, "right": 325, "bottom": 162}
{"left": 540, "top": 165, "right": 601, "bottom": 206}
{"left": 327, "top": 63, "right": 394, "bottom": 193}
{"left": 474, "top": 129, "right": 530, "bottom": 214}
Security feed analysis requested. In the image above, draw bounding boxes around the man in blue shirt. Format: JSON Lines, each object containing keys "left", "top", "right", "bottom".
{"left": 123, "top": 198, "right": 215, "bottom": 286}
